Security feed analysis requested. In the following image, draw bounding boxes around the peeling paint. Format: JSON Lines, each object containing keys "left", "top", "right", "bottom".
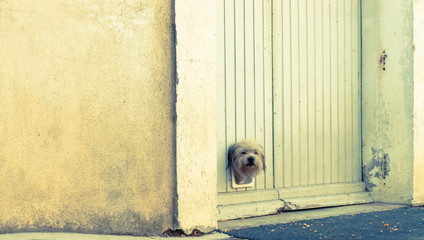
{"left": 363, "top": 148, "right": 391, "bottom": 191}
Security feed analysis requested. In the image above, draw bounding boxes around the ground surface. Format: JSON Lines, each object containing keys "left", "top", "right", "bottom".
{"left": 225, "top": 206, "right": 424, "bottom": 240}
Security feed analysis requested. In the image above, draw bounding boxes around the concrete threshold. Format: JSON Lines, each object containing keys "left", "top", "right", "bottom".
{"left": 218, "top": 203, "right": 406, "bottom": 231}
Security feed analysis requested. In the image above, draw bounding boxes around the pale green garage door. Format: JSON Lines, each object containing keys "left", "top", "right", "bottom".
{"left": 217, "top": 0, "right": 372, "bottom": 220}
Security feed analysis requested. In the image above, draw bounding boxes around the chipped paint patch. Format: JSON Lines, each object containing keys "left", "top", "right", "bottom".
{"left": 363, "top": 148, "right": 391, "bottom": 191}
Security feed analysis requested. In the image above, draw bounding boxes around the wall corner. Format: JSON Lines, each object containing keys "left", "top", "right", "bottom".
{"left": 412, "top": 0, "right": 424, "bottom": 206}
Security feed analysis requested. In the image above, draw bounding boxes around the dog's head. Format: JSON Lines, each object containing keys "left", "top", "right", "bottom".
{"left": 227, "top": 139, "right": 265, "bottom": 184}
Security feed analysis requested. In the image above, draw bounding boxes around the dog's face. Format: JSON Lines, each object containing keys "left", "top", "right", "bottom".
{"left": 228, "top": 139, "right": 265, "bottom": 184}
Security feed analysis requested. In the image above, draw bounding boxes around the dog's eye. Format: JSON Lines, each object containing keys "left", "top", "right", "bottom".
{"left": 253, "top": 150, "right": 258, "bottom": 154}
{"left": 241, "top": 151, "right": 247, "bottom": 155}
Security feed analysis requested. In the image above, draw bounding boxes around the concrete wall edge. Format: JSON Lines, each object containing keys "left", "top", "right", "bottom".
{"left": 174, "top": 0, "right": 218, "bottom": 233}
{"left": 412, "top": 0, "right": 424, "bottom": 206}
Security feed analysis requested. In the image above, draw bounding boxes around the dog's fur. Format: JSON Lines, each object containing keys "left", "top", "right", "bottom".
{"left": 227, "top": 139, "right": 265, "bottom": 184}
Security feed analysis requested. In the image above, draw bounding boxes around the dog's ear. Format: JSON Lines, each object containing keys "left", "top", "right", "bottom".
{"left": 227, "top": 144, "right": 237, "bottom": 169}
{"left": 260, "top": 148, "right": 266, "bottom": 170}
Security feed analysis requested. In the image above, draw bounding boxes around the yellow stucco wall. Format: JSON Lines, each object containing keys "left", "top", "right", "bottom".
{"left": 0, "top": 0, "right": 175, "bottom": 234}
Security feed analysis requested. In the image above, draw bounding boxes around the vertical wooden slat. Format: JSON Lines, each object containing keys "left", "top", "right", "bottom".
{"left": 330, "top": 0, "right": 339, "bottom": 183}
{"left": 273, "top": 0, "right": 283, "bottom": 189}
{"left": 307, "top": 0, "right": 317, "bottom": 185}
{"left": 282, "top": 0, "right": 293, "bottom": 188}
{"left": 263, "top": 0, "right": 274, "bottom": 189}
{"left": 254, "top": 0, "right": 265, "bottom": 190}
{"left": 217, "top": 0, "right": 227, "bottom": 193}
{"left": 322, "top": 0, "right": 332, "bottom": 184}
{"left": 291, "top": 0, "right": 301, "bottom": 187}
{"left": 345, "top": 0, "right": 353, "bottom": 183}
{"left": 337, "top": 0, "right": 346, "bottom": 183}
{"left": 245, "top": 0, "right": 255, "bottom": 140}
{"left": 235, "top": 0, "right": 246, "bottom": 141}
{"left": 315, "top": 0, "right": 325, "bottom": 185}
{"left": 299, "top": 0, "right": 309, "bottom": 186}
{"left": 352, "top": 0, "right": 361, "bottom": 182}
{"left": 225, "top": 0, "right": 236, "bottom": 192}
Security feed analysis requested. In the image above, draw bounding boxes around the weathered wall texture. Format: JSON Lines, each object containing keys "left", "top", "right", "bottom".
{"left": 0, "top": 0, "right": 175, "bottom": 234}
{"left": 362, "top": 0, "right": 415, "bottom": 203}
{"left": 413, "top": 0, "right": 424, "bottom": 205}
{"left": 175, "top": 0, "right": 217, "bottom": 233}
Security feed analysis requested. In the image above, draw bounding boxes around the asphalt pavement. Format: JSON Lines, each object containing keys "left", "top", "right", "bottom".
{"left": 224, "top": 206, "right": 424, "bottom": 240}
{"left": 1, "top": 205, "right": 422, "bottom": 240}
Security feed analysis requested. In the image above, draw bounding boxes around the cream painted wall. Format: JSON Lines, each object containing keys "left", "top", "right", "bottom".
{"left": 362, "top": 0, "right": 423, "bottom": 204}
{"left": 413, "top": 0, "right": 424, "bottom": 205}
{"left": 0, "top": 0, "right": 175, "bottom": 234}
{"left": 362, "top": 0, "right": 414, "bottom": 203}
{"left": 175, "top": 0, "right": 217, "bottom": 233}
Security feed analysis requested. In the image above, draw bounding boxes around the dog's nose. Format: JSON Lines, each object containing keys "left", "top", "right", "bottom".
{"left": 248, "top": 157, "right": 254, "bottom": 164}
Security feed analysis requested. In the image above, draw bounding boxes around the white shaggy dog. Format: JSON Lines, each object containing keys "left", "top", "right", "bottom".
{"left": 227, "top": 139, "right": 265, "bottom": 184}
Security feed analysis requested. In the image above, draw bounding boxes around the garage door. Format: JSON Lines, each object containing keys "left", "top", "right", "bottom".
{"left": 217, "top": 0, "right": 372, "bottom": 220}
